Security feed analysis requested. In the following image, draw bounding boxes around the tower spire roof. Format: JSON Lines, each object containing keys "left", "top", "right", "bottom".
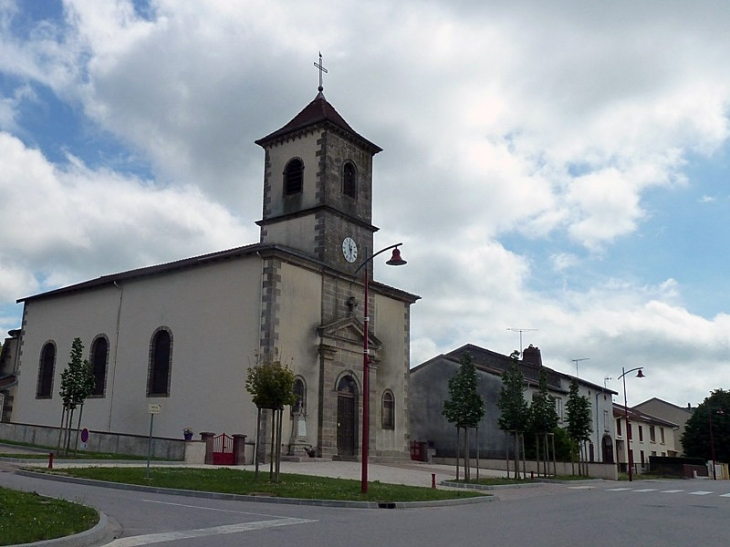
{"left": 255, "top": 93, "right": 381, "bottom": 153}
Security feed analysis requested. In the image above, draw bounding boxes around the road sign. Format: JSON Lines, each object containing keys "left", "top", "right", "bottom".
{"left": 147, "top": 403, "right": 162, "bottom": 414}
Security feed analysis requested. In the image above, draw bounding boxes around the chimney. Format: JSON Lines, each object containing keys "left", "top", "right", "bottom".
{"left": 522, "top": 344, "right": 542, "bottom": 367}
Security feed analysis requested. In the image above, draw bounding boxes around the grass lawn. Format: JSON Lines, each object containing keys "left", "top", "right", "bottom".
{"left": 50, "top": 466, "right": 487, "bottom": 502}
{"left": 0, "top": 486, "right": 98, "bottom": 546}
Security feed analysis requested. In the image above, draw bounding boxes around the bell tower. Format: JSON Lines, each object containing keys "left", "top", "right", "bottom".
{"left": 255, "top": 62, "right": 381, "bottom": 275}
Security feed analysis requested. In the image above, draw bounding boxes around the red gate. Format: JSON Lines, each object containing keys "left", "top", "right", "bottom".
{"left": 213, "top": 433, "right": 235, "bottom": 465}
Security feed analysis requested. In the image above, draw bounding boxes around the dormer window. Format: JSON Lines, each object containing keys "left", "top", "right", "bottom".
{"left": 343, "top": 162, "right": 357, "bottom": 198}
{"left": 284, "top": 158, "right": 304, "bottom": 195}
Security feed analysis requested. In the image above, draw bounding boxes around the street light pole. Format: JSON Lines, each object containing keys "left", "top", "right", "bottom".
{"left": 618, "top": 366, "right": 645, "bottom": 482}
{"left": 709, "top": 408, "right": 724, "bottom": 480}
{"left": 355, "top": 243, "right": 406, "bottom": 494}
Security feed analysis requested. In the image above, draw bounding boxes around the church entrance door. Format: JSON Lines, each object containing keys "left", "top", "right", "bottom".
{"left": 337, "top": 375, "right": 357, "bottom": 456}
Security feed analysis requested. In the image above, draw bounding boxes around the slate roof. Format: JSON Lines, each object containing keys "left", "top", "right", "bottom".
{"left": 255, "top": 92, "right": 382, "bottom": 153}
{"left": 18, "top": 243, "right": 264, "bottom": 303}
{"left": 613, "top": 403, "right": 679, "bottom": 428}
{"left": 415, "top": 342, "right": 616, "bottom": 396}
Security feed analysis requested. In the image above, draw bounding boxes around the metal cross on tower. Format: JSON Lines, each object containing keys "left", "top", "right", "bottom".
{"left": 314, "top": 52, "right": 328, "bottom": 92}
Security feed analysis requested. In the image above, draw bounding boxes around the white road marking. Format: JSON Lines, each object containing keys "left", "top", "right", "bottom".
{"left": 660, "top": 490, "right": 684, "bottom": 493}
{"left": 104, "top": 518, "right": 316, "bottom": 546}
{"left": 606, "top": 488, "right": 632, "bottom": 491}
{"left": 719, "top": 493, "right": 730, "bottom": 498}
{"left": 633, "top": 489, "right": 657, "bottom": 492}
{"left": 567, "top": 486, "right": 594, "bottom": 489}
{"left": 142, "top": 499, "right": 293, "bottom": 518}
{"left": 689, "top": 491, "right": 713, "bottom": 496}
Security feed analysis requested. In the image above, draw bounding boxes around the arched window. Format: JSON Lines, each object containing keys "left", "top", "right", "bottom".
{"left": 382, "top": 390, "right": 395, "bottom": 430}
{"left": 284, "top": 158, "right": 304, "bottom": 196}
{"left": 148, "top": 328, "right": 172, "bottom": 396}
{"left": 343, "top": 162, "right": 357, "bottom": 198}
{"left": 90, "top": 336, "right": 109, "bottom": 397}
{"left": 292, "top": 377, "right": 306, "bottom": 415}
{"left": 36, "top": 342, "right": 56, "bottom": 398}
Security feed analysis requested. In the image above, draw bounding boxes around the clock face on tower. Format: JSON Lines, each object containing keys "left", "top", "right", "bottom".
{"left": 342, "top": 237, "right": 358, "bottom": 263}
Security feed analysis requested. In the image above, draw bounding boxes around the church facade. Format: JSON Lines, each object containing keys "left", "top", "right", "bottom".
{"left": 7, "top": 89, "right": 419, "bottom": 461}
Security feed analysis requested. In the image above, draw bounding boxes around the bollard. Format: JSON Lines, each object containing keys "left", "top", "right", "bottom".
{"left": 432, "top": 473, "right": 436, "bottom": 489}
{"left": 48, "top": 452, "right": 54, "bottom": 469}
{"left": 530, "top": 471, "right": 534, "bottom": 479}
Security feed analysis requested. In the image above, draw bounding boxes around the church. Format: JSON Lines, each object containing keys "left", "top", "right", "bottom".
{"left": 4, "top": 78, "right": 419, "bottom": 461}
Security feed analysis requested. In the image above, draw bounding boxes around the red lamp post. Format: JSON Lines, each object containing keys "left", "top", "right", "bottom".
{"left": 355, "top": 243, "right": 406, "bottom": 494}
{"left": 618, "top": 366, "right": 645, "bottom": 481}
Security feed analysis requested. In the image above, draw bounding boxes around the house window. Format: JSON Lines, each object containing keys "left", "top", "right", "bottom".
{"left": 660, "top": 427, "right": 665, "bottom": 444}
{"left": 148, "top": 328, "right": 172, "bottom": 396}
{"left": 36, "top": 342, "right": 56, "bottom": 398}
{"left": 638, "top": 425, "right": 644, "bottom": 442}
{"left": 649, "top": 425, "right": 656, "bottom": 443}
{"left": 90, "top": 336, "right": 109, "bottom": 397}
{"left": 292, "top": 377, "right": 306, "bottom": 415}
{"left": 284, "top": 158, "right": 304, "bottom": 195}
{"left": 343, "top": 162, "right": 357, "bottom": 198}
{"left": 554, "top": 397, "right": 563, "bottom": 422}
{"left": 616, "top": 418, "right": 622, "bottom": 437}
{"left": 382, "top": 390, "right": 395, "bottom": 430}
{"left": 603, "top": 409, "right": 609, "bottom": 432}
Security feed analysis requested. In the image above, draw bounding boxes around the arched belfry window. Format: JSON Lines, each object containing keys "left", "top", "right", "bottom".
{"left": 292, "top": 377, "right": 306, "bottom": 415}
{"left": 148, "top": 328, "right": 172, "bottom": 396}
{"left": 343, "top": 162, "right": 357, "bottom": 198}
{"left": 284, "top": 158, "right": 304, "bottom": 196}
{"left": 90, "top": 335, "right": 109, "bottom": 397}
{"left": 382, "top": 390, "right": 395, "bottom": 430}
{"left": 36, "top": 342, "right": 56, "bottom": 398}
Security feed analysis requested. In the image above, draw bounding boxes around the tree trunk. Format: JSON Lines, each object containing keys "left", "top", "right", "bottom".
{"left": 476, "top": 427, "right": 480, "bottom": 482}
{"left": 455, "top": 427, "right": 460, "bottom": 481}
{"left": 57, "top": 406, "right": 66, "bottom": 451}
{"left": 254, "top": 407, "right": 261, "bottom": 479}
{"left": 269, "top": 409, "right": 276, "bottom": 481}
{"left": 463, "top": 427, "right": 470, "bottom": 482}
{"left": 513, "top": 432, "right": 520, "bottom": 479}
{"left": 73, "top": 404, "right": 85, "bottom": 457}
{"left": 505, "top": 431, "right": 511, "bottom": 479}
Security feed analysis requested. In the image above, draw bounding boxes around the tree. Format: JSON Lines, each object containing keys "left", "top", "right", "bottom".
{"left": 528, "top": 369, "right": 559, "bottom": 476}
{"left": 442, "top": 352, "right": 485, "bottom": 481}
{"left": 497, "top": 356, "right": 529, "bottom": 478}
{"left": 245, "top": 352, "right": 296, "bottom": 482}
{"left": 682, "top": 389, "right": 730, "bottom": 463}
{"left": 58, "top": 338, "right": 96, "bottom": 456}
{"left": 565, "top": 378, "right": 592, "bottom": 476}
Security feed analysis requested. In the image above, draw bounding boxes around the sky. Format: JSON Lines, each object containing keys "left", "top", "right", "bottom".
{"left": 1, "top": 0, "right": 730, "bottom": 409}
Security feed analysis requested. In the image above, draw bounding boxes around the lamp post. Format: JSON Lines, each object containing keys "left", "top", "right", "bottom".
{"left": 618, "top": 366, "right": 645, "bottom": 481}
{"left": 709, "top": 408, "right": 724, "bottom": 480}
{"left": 354, "top": 243, "right": 407, "bottom": 494}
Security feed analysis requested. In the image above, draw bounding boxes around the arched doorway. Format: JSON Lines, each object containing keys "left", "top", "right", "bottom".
{"left": 337, "top": 375, "right": 358, "bottom": 456}
{"left": 602, "top": 434, "right": 614, "bottom": 463}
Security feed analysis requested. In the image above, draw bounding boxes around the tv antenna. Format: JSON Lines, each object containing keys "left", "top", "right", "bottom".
{"left": 507, "top": 328, "right": 537, "bottom": 357}
{"left": 571, "top": 358, "right": 589, "bottom": 377}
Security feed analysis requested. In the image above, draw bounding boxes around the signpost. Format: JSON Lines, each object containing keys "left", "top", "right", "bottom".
{"left": 146, "top": 404, "right": 161, "bottom": 480}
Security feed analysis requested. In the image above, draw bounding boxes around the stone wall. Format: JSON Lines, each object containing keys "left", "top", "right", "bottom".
{"left": 0, "top": 422, "right": 187, "bottom": 460}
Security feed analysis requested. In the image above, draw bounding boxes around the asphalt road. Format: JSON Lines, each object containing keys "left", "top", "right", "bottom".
{"left": 2, "top": 468, "right": 729, "bottom": 547}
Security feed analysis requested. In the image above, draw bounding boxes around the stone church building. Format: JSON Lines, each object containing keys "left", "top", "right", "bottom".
{"left": 4, "top": 86, "right": 419, "bottom": 461}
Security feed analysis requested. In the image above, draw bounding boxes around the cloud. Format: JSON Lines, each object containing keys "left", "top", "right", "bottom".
{"left": 0, "top": 131, "right": 251, "bottom": 300}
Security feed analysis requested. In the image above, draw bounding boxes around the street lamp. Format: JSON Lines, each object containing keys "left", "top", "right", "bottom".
{"left": 709, "top": 408, "right": 724, "bottom": 480}
{"left": 354, "top": 243, "right": 407, "bottom": 494}
{"left": 618, "top": 366, "right": 645, "bottom": 481}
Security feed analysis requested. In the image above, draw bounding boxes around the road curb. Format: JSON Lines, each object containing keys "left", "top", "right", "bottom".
{"left": 10, "top": 511, "right": 120, "bottom": 547}
{"left": 17, "top": 469, "right": 496, "bottom": 510}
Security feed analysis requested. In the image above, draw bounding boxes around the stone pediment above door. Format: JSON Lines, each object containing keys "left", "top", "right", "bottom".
{"left": 318, "top": 317, "right": 382, "bottom": 359}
